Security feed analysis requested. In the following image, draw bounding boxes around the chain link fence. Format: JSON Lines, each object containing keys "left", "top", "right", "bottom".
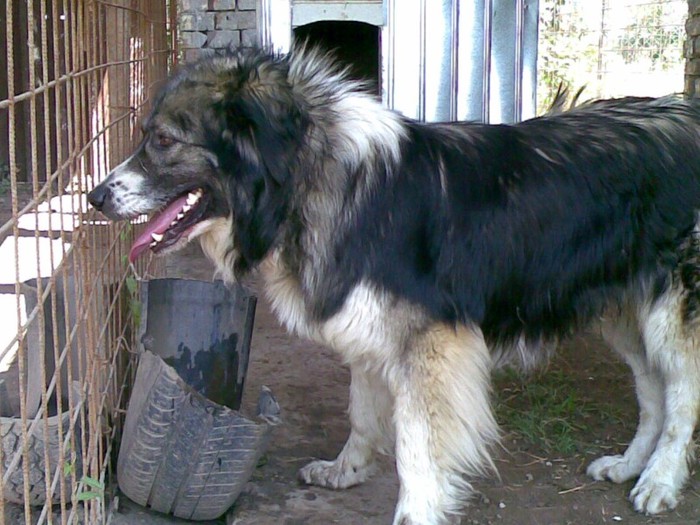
{"left": 0, "top": 1, "right": 176, "bottom": 523}
{"left": 538, "top": 0, "right": 686, "bottom": 113}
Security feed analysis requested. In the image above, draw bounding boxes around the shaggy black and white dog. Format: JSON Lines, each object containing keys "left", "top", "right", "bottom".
{"left": 88, "top": 46, "right": 700, "bottom": 524}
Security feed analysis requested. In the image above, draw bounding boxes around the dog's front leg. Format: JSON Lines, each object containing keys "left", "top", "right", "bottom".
{"left": 627, "top": 294, "right": 700, "bottom": 514}
{"left": 390, "top": 324, "right": 498, "bottom": 525}
{"left": 299, "top": 363, "right": 394, "bottom": 488}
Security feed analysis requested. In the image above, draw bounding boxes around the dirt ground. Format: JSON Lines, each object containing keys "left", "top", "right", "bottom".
{"left": 110, "top": 243, "right": 700, "bottom": 525}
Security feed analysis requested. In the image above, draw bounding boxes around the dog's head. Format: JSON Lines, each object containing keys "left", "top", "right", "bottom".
{"left": 87, "top": 47, "right": 308, "bottom": 274}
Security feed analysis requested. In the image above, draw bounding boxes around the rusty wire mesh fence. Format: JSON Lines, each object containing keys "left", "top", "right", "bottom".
{"left": 538, "top": 0, "right": 686, "bottom": 113}
{"left": 0, "top": 1, "right": 176, "bottom": 523}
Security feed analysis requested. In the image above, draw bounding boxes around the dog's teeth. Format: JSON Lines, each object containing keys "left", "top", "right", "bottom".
{"left": 176, "top": 212, "right": 185, "bottom": 220}
{"left": 182, "top": 204, "right": 192, "bottom": 213}
{"left": 151, "top": 232, "right": 164, "bottom": 242}
{"left": 186, "top": 192, "right": 200, "bottom": 205}
{"left": 149, "top": 241, "right": 157, "bottom": 247}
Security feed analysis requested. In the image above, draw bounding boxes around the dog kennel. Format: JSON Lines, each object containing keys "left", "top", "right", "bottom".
{"left": 259, "top": 0, "right": 540, "bottom": 123}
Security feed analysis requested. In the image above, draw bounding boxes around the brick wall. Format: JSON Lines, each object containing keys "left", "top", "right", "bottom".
{"left": 687, "top": 0, "right": 700, "bottom": 96}
{"left": 179, "top": 0, "right": 258, "bottom": 62}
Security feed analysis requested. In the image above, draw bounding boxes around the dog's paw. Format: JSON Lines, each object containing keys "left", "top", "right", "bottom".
{"left": 298, "top": 458, "right": 377, "bottom": 489}
{"left": 630, "top": 477, "right": 679, "bottom": 514}
{"left": 587, "top": 454, "right": 643, "bottom": 483}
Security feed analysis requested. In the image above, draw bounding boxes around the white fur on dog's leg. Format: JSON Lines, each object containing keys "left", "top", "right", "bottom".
{"left": 628, "top": 386, "right": 693, "bottom": 515}
{"left": 391, "top": 411, "right": 453, "bottom": 525}
{"left": 629, "top": 290, "right": 700, "bottom": 514}
{"left": 300, "top": 364, "right": 393, "bottom": 489}
{"left": 390, "top": 325, "right": 498, "bottom": 525}
{"left": 589, "top": 311, "right": 665, "bottom": 484}
{"left": 587, "top": 355, "right": 664, "bottom": 483}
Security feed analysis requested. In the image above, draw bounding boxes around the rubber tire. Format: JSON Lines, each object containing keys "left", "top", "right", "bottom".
{"left": 117, "top": 352, "right": 272, "bottom": 521}
{"left": 1, "top": 411, "right": 78, "bottom": 505}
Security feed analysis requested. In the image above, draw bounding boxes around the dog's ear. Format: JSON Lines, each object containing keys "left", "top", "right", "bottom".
{"left": 215, "top": 79, "right": 307, "bottom": 271}
{"left": 247, "top": 93, "right": 306, "bottom": 186}
{"left": 222, "top": 77, "right": 308, "bottom": 185}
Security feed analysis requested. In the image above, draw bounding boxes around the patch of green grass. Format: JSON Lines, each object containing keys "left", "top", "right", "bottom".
{"left": 494, "top": 366, "right": 621, "bottom": 456}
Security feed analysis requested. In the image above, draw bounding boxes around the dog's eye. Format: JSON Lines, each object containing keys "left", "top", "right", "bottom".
{"left": 155, "top": 134, "right": 175, "bottom": 148}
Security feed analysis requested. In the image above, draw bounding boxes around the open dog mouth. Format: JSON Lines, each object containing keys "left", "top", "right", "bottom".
{"left": 129, "top": 188, "right": 209, "bottom": 262}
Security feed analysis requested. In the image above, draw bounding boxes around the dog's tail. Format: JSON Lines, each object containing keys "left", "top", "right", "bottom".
{"left": 547, "top": 83, "right": 586, "bottom": 114}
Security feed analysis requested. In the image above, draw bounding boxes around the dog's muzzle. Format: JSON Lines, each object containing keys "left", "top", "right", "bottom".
{"left": 87, "top": 183, "right": 111, "bottom": 213}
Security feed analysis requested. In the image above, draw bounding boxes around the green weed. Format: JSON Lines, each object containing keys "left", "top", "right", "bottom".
{"left": 62, "top": 461, "right": 104, "bottom": 502}
{"left": 494, "top": 366, "right": 621, "bottom": 456}
{"left": 76, "top": 475, "right": 104, "bottom": 501}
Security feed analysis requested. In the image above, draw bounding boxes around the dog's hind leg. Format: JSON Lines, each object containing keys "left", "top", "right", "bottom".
{"left": 299, "top": 363, "right": 393, "bottom": 488}
{"left": 628, "top": 289, "right": 700, "bottom": 514}
{"left": 390, "top": 324, "right": 498, "bottom": 525}
{"left": 588, "top": 308, "right": 665, "bottom": 483}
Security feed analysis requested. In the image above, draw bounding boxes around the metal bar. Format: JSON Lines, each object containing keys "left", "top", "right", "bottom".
{"left": 418, "top": 0, "right": 427, "bottom": 121}
{"left": 514, "top": 0, "right": 524, "bottom": 123}
{"left": 483, "top": 0, "right": 492, "bottom": 123}
{"left": 36, "top": 0, "right": 57, "bottom": 513}
{"left": 49, "top": 0, "right": 70, "bottom": 516}
{"left": 382, "top": 0, "right": 396, "bottom": 109}
{"left": 450, "top": 0, "right": 459, "bottom": 121}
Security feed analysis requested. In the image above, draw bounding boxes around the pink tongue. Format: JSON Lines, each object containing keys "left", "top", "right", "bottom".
{"left": 129, "top": 194, "right": 189, "bottom": 263}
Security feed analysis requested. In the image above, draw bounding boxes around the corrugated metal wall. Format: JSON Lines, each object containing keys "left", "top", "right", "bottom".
{"left": 259, "top": 0, "right": 539, "bottom": 123}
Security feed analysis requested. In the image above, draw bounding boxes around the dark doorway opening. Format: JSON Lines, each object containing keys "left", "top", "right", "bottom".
{"left": 294, "top": 21, "right": 380, "bottom": 95}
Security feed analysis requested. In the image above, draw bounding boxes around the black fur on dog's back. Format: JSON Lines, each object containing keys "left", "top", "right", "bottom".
{"left": 292, "top": 96, "right": 700, "bottom": 346}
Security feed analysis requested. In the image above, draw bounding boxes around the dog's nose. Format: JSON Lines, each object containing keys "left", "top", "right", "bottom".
{"left": 87, "top": 184, "right": 111, "bottom": 211}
